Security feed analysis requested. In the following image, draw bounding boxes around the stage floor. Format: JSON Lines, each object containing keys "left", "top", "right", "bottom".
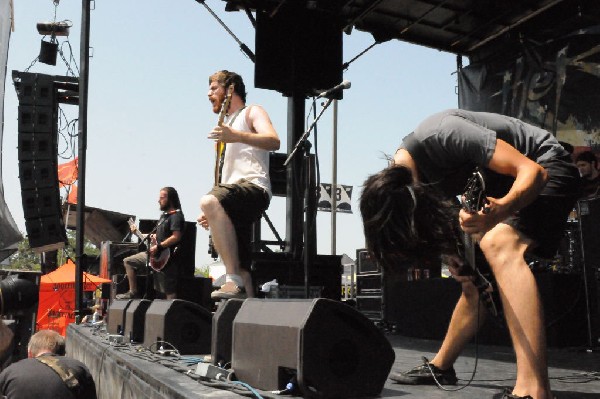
{"left": 67, "top": 324, "right": 600, "bottom": 398}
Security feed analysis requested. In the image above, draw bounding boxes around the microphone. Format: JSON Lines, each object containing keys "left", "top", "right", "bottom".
{"left": 316, "top": 80, "right": 351, "bottom": 99}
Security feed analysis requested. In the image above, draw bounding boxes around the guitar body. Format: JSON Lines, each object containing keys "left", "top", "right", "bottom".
{"left": 461, "top": 169, "right": 500, "bottom": 317}
{"left": 127, "top": 218, "right": 171, "bottom": 272}
{"left": 149, "top": 244, "right": 171, "bottom": 272}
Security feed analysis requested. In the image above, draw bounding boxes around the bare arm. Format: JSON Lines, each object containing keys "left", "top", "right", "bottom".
{"left": 212, "top": 105, "right": 280, "bottom": 151}
{"left": 461, "top": 138, "right": 547, "bottom": 235}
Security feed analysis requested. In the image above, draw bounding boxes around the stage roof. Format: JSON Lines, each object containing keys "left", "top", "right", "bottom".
{"left": 222, "top": 0, "right": 600, "bottom": 59}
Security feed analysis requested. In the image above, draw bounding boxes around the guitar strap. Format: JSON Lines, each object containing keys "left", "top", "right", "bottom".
{"left": 35, "top": 355, "right": 81, "bottom": 394}
{"left": 217, "top": 106, "right": 246, "bottom": 184}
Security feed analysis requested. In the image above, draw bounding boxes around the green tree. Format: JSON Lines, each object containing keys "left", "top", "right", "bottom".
{"left": 6, "top": 237, "right": 41, "bottom": 271}
{"left": 5, "top": 230, "right": 100, "bottom": 272}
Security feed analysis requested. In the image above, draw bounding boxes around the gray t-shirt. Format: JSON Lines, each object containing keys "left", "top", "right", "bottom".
{"left": 399, "top": 109, "right": 573, "bottom": 197}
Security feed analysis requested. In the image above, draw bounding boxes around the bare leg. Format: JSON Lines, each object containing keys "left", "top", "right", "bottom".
{"left": 124, "top": 265, "right": 137, "bottom": 293}
{"left": 201, "top": 194, "right": 253, "bottom": 295}
{"left": 480, "top": 223, "right": 552, "bottom": 399}
{"left": 431, "top": 281, "right": 487, "bottom": 369}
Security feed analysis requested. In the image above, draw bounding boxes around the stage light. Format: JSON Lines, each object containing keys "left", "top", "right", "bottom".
{"left": 0, "top": 275, "right": 39, "bottom": 314}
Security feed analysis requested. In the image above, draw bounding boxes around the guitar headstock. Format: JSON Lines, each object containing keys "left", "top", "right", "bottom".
{"left": 462, "top": 168, "right": 488, "bottom": 213}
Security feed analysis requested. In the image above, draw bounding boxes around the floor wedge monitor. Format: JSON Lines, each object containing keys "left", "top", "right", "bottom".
{"left": 232, "top": 298, "right": 395, "bottom": 397}
{"left": 143, "top": 299, "right": 212, "bottom": 355}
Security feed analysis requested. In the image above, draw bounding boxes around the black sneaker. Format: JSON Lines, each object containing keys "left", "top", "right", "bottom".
{"left": 492, "top": 388, "right": 533, "bottom": 399}
{"left": 389, "top": 357, "right": 457, "bottom": 385}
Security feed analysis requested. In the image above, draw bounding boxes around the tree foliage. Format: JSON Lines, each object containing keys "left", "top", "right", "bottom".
{"left": 5, "top": 230, "right": 100, "bottom": 272}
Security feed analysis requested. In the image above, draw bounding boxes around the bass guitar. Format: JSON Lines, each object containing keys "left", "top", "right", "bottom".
{"left": 460, "top": 169, "right": 499, "bottom": 317}
{"left": 127, "top": 218, "right": 170, "bottom": 272}
{"left": 208, "top": 83, "right": 235, "bottom": 260}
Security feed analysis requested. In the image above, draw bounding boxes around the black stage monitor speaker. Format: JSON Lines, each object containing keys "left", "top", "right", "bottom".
{"left": 107, "top": 299, "right": 132, "bottom": 335}
{"left": 124, "top": 299, "right": 152, "bottom": 343}
{"left": 232, "top": 298, "right": 395, "bottom": 397}
{"left": 211, "top": 298, "right": 245, "bottom": 367}
{"left": 143, "top": 299, "right": 212, "bottom": 355}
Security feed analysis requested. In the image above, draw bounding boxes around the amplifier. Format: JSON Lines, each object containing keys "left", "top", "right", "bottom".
{"left": 356, "top": 296, "right": 383, "bottom": 321}
{"left": 356, "top": 249, "right": 380, "bottom": 274}
{"left": 356, "top": 273, "right": 382, "bottom": 295}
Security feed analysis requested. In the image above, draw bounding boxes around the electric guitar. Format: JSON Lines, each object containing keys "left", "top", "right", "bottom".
{"left": 208, "top": 83, "right": 235, "bottom": 260}
{"left": 460, "top": 169, "right": 499, "bottom": 317}
{"left": 127, "top": 218, "right": 170, "bottom": 272}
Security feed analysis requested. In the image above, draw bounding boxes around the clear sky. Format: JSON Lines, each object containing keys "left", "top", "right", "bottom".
{"left": 2, "top": 0, "right": 460, "bottom": 268}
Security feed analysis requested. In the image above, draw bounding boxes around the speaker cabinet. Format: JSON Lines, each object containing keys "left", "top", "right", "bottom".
{"left": 356, "top": 249, "right": 380, "bottom": 274}
{"left": 143, "top": 299, "right": 212, "bottom": 355}
{"left": 177, "top": 276, "right": 212, "bottom": 310}
{"left": 15, "top": 72, "right": 66, "bottom": 253}
{"left": 107, "top": 299, "right": 132, "bottom": 335}
{"left": 578, "top": 196, "right": 600, "bottom": 343}
{"left": 211, "top": 298, "right": 245, "bottom": 366}
{"left": 124, "top": 299, "right": 152, "bottom": 343}
{"left": 232, "top": 298, "right": 394, "bottom": 397}
{"left": 110, "top": 274, "right": 149, "bottom": 302}
{"left": 254, "top": 2, "right": 342, "bottom": 95}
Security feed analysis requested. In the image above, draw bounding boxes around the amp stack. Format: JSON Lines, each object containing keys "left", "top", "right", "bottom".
{"left": 355, "top": 249, "right": 384, "bottom": 323}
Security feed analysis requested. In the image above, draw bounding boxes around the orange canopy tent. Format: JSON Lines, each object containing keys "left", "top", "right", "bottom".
{"left": 37, "top": 260, "right": 111, "bottom": 336}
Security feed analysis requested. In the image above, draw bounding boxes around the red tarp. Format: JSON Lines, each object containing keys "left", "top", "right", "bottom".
{"left": 37, "top": 260, "right": 110, "bottom": 336}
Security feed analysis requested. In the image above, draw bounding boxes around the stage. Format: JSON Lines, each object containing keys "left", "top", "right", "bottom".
{"left": 66, "top": 323, "right": 600, "bottom": 399}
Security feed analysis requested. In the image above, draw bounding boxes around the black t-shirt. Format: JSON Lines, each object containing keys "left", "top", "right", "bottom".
{"left": 0, "top": 355, "right": 97, "bottom": 399}
{"left": 155, "top": 210, "right": 185, "bottom": 251}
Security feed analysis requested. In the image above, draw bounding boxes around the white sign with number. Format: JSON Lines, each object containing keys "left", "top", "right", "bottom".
{"left": 318, "top": 183, "right": 353, "bottom": 213}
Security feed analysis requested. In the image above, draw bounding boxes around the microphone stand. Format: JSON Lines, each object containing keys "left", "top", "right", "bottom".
{"left": 284, "top": 96, "right": 335, "bottom": 298}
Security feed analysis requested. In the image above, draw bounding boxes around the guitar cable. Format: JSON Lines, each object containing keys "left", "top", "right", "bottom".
{"left": 427, "top": 292, "right": 484, "bottom": 392}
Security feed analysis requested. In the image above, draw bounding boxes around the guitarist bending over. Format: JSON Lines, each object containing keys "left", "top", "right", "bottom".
{"left": 198, "top": 70, "right": 280, "bottom": 300}
{"left": 359, "top": 110, "right": 581, "bottom": 399}
{"left": 117, "top": 187, "right": 184, "bottom": 300}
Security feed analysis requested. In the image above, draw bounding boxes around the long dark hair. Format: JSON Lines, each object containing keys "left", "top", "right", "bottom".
{"left": 161, "top": 186, "right": 181, "bottom": 210}
{"left": 359, "top": 166, "right": 459, "bottom": 272}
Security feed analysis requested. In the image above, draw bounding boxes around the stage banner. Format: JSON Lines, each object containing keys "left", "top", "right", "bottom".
{"left": 317, "top": 183, "right": 353, "bottom": 213}
{"left": 458, "top": 25, "right": 600, "bottom": 153}
{"left": 0, "top": 0, "right": 21, "bottom": 262}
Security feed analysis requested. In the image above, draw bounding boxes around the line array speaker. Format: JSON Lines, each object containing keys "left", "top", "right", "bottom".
{"left": 232, "top": 298, "right": 394, "bottom": 397}
{"left": 14, "top": 71, "right": 66, "bottom": 252}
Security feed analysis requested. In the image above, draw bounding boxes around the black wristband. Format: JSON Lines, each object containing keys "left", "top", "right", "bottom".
{"left": 156, "top": 243, "right": 163, "bottom": 251}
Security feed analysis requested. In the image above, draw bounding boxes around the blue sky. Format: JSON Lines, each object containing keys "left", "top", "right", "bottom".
{"left": 2, "top": 0, "right": 460, "bottom": 267}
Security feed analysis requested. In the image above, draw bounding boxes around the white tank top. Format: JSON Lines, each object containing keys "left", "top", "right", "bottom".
{"left": 221, "top": 106, "right": 271, "bottom": 197}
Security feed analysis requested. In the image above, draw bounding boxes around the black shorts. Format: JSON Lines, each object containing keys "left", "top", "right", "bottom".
{"left": 504, "top": 157, "right": 581, "bottom": 259}
{"left": 208, "top": 179, "right": 270, "bottom": 269}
